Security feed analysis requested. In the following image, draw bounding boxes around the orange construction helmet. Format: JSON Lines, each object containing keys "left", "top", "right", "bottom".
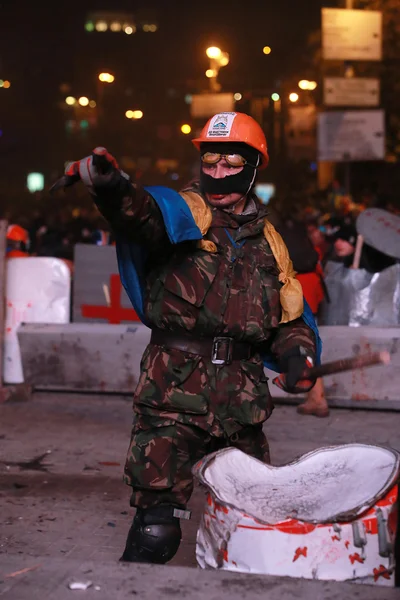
{"left": 7, "top": 224, "right": 29, "bottom": 244}
{"left": 192, "top": 112, "right": 269, "bottom": 169}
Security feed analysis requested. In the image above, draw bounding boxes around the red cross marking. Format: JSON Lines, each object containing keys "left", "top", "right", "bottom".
{"left": 81, "top": 274, "right": 140, "bottom": 324}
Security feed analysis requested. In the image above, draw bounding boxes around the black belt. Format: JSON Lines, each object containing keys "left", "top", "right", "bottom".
{"left": 150, "top": 329, "right": 254, "bottom": 365}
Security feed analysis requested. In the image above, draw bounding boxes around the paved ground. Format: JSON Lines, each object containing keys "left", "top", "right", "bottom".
{"left": 0, "top": 392, "right": 399, "bottom": 598}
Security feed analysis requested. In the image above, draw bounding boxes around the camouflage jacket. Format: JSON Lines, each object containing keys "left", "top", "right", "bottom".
{"left": 94, "top": 183, "right": 316, "bottom": 363}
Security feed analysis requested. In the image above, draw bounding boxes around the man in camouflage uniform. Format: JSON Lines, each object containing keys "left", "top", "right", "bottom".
{"left": 52, "top": 112, "right": 318, "bottom": 564}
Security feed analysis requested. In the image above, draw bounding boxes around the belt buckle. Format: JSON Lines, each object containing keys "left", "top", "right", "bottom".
{"left": 211, "top": 337, "right": 233, "bottom": 366}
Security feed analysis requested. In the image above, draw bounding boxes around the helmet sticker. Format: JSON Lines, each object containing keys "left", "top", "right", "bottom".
{"left": 206, "top": 112, "right": 237, "bottom": 138}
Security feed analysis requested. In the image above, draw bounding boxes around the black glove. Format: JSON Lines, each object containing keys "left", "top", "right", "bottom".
{"left": 50, "top": 147, "right": 131, "bottom": 197}
{"left": 273, "top": 348, "right": 316, "bottom": 394}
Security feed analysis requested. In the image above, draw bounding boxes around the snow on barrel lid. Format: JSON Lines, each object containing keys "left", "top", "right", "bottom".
{"left": 196, "top": 444, "right": 399, "bottom": 524}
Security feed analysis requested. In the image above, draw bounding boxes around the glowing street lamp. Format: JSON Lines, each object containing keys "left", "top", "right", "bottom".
{"left": 65, "top": 96, "right": 76, "bottom": 105}
{"left": 99, "top": 72, "right": 115, "bottom": 83}
{"left": 298, "top": 80, "right": 318, "bottom": 91}
{"left": 206, "top": 46, "right": 222, "bottom": 59}
{"left": 219, "top": 52, "right": 229, "bottom": 67}
{"left": 78, "top": 96, "right": 89, "bottom": 106}
{"left": 271, "top": 93, "right": 280, "bottom": 102}
{"left": 181, "top": 124, "right": 191, "bottom": 134}
{"left": 126, "top": 110, "right": 143, "bottom": 119}
{"left": 263, "top": 46, "right": 272, "bottom": 55}
{"left": 95, "top": 21, "right": 108, "bottom": 32}
{"left": 289, "top": 92, "right": 299, "bottom": 103}
{"left": 205, "top": 46, "right": 229, "bottom": 92}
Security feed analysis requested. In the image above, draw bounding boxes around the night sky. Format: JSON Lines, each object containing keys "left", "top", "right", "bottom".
{"left": 0, "top": 0, "right": 333, "bottom": 197}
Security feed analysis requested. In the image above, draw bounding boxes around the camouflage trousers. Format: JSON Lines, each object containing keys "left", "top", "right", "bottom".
{"left": 124, "top": 343, "right": 273, "bottom": 509}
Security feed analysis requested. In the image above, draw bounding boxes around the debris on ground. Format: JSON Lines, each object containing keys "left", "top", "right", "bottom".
{"left": 5, "top": 564, "right": 41, "bottom": 578}
{"left": 68, "top": 580, "right": 93, "bottom": 590}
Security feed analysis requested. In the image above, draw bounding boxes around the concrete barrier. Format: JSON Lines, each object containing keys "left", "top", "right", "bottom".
{"left": 18, "top": 323, "right": 151, "bottom": 393}
{"left": 18, "top": 323, "right": 400, "bottom": 409}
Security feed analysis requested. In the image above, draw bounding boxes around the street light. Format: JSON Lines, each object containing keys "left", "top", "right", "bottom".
{"left": 95, "top": 21, "right": 108, "bottom": 32}
{"left": 219, "top": 52, "right": 229, "bottom": 67}
{"left": 205, "top": 47, "right": 229, "bottom": 92}
{"left": 181, "top": 124, "right": 191, "bottom": 134}
{"left": 206, "top": 46, "right": 222, "bottom": 59}
{"left": 234, "top": 92, "right": 242, "bottom": 101}
{"left": 271, "top": 93, "right": 280, "bottom": 102}
{"left": 263, "top": 46, "right": 272, "bottom": 55}
{"left": 298, "top": 80, "right": 318, "bottom": 91}
{"left": 65, "top": 96, "right": 76, "bottom": 105}
{"left": 99, "top": 72, "right": 115, "bottom": 83}
{"left": 78, "top": 96, "right": 89, "bottom": 106}
{"left": 289, "top": 92, "right": 299, "bottom": 103}
{"left": 126, "top": 110, "right": 143, "bottom": 119}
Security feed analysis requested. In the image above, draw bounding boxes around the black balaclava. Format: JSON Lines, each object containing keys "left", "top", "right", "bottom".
{"left": 199, "top": 142, "right": 260, "bottom": 196}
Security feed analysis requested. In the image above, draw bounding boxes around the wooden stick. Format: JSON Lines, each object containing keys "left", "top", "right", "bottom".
{"left": 102, "top": 283, "right": 111, "bottom": 307}
{"left": 0, "top": 220, "right": 8, "bottom": 386}
{"left": 302, "top": 351, "right": 390, "bottom": 381}
{"left": 351, "top": 234, "right": 364, "bottom": 269}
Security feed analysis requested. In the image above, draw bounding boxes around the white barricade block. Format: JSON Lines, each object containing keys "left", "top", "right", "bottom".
{"left": 194, "top": 445, "right": 399, "bottom": 586}
{"left": 4, "top": 258, "right": 71, "bottom": 384}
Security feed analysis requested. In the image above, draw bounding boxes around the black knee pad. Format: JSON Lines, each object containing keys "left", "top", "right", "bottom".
{"left": 121, "top": 505, "right": 184, "bottom": 564}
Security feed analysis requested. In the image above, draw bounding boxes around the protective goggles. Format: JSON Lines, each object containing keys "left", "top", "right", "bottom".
{"left": 201, "top": 152, "right": 256, "bottom": 168}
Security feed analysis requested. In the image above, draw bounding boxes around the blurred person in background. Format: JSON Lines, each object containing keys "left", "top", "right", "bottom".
{"left": 6, "top": 224, "right": 30, "bottom": 258}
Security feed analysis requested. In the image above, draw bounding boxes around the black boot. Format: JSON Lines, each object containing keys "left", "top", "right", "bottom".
{"left": 120, "top": 505, "right": 185, "bottom": 564}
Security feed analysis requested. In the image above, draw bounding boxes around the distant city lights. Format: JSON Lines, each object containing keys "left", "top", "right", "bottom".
{"left": 110, "top": 22, "right": 122, "bottom": 32}
{"left": 65, "top": 96, "right": 76, "bottom": 105}
{"left": 124, "top": 26, "right": 134, "bottom": 35}
{"left": 289, "top": 92, "right": 299, "bottom": 103}
{"left": 298, "top": 80, "right": 318, "bottom": 91}
{"left": 126, "top": 110, "right": 143, "bottom": 119}
{"left": 234, "top": 92, "right": 242, "bottom": 101}
{"left": 205, "top": 69, "right": 217, "bottom": 78}
{"left": 0, "top": 80, "right": 11, "bottom": 89}
{"left": 95, "top": 21, "right": 108, "bottom": 32}
{"left": 263, "top": 46, "right": 272, "bottom": 55}
{"left": 78, "top": 96, "right": 90, "bottom": 106}
{"left": 206, "top": 47, "right": 222, "bottom": 59}
{"left": 181, "top": 124, "right": 191, "bottom": 135}
{"left": 98, "top": 72, "right": 115, "bottom": 83}
{"left": 271, "top": 93, "right": 280, "bottom": 102}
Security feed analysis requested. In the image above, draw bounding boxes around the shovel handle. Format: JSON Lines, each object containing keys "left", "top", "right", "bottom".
{"left": 301, "top": 351, "right": 391, "bottom": 380}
